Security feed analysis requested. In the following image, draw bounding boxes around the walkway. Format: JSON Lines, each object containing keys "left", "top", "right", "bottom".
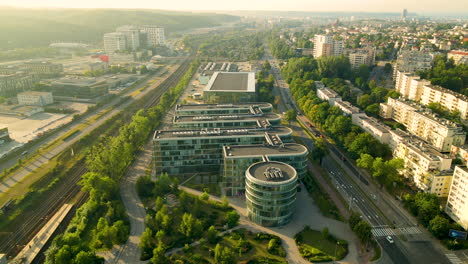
{"left": 180, "top": 186, "right": 361, "bottom": 264}
{"left": 100, "top": 141, "right": 153, "bottom": 264}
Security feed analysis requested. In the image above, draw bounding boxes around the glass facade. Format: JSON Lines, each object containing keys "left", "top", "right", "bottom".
{"left": 245, "top": 163, "right": 298, "bottom": 227}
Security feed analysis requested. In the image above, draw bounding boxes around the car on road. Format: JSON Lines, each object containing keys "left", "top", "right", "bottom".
{"left": 21, "top": 151, "right": 29, "bottom": 156}
{"left": 386, "top": 236, "right": 394, "bottom": 244}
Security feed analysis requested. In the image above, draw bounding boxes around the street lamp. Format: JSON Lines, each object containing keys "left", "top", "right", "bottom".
{"left": 334, "top": 241, "right": 340, "bottom": 263}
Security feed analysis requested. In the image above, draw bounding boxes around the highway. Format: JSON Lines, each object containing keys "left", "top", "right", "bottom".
{"left": 264, "top": 48, "right": 452, "bottom": 264}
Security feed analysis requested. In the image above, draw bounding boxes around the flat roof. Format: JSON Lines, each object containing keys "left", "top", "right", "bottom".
{"left": 224, "top": 143, "right": 308, "bottom": 158}
{"left": 153, "top": 126, "right": 292, "bottom": 140}
{"left": 17, "top": 91, "right": 51, "bottom": 96}
{"left": 52, "top": 77, "right": 103, "bottom": 86}
{"left": 174, "top": 113, "right": 280, "bottom": 123}
{"left": 318, "top": 87, "right": 340, "bottom": 98}
{"left": 335, "top": 101, "right": 362, "bottom": 114}
{"left": 175, "top": 103, "right": 272, "bottom": 111}
{"left": 204, "top": 72, "right": 255, "bottom": 92}
{"left": 248, "top": 161, "right": 296, "bottom": 182}
{"left": 358, "top": 116, "right": 390, "bottom": 134}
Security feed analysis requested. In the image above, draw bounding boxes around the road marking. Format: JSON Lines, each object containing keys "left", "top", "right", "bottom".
{"left": 446, "top": 253, "right": 464, "bottom": 264}
{"left": 398, "top": 226, "right": 422, "bottom": 235}
{"left": 372, "top": 228, "right": 396, "bottom": 237}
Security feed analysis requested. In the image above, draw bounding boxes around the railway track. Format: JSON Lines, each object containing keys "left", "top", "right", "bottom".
{"left": 0, "top": 57, "right": 194, "bottom": 259}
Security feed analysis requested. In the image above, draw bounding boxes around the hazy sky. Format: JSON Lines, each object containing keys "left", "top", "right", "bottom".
{"left": 1, "top": 0, "right": 467, "bottom": 14}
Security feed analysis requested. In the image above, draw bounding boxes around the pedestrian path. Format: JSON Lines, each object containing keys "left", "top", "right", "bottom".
{"left": 446, "top": 253, "right": 464, "bottom": 264}
{"left": 371, "top": 226, "right": 422, "bottom": 237}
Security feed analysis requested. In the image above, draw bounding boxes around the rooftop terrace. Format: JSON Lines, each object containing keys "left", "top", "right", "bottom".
{"left": 153, "top": 126, "right": 292, "bottom": 140}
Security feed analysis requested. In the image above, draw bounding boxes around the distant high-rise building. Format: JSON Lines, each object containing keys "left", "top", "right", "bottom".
{"left": 103, "top": 32, "right": 127, "bottom": 54}
{"left": 312, "top": 35, "right": 343, "bottom": 58}
{"left": 402, "top": 9, "right": 408, "bottom": 20}
{"left": 116, "top": 25, "right": 141, "bottom": 50}
{"left": 139, "top": 25, "right": 165, "bottom": 47}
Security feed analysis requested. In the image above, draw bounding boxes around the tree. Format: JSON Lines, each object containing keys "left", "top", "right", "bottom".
{"left": 207, "top": 225, "right": 219, "bottom": 244}
{"left": 221, "top": 196, "right": 230, "bottom": 209}
{"left": 179, "top": 213, "right": 202, "bottom": 239}
{"left": 155, "top": 197, "right": 164, "bottom": 211}
{"left": 140, "top": 228, "right": 154, "bottom": 260}
{"left": 429, "top": 215, "right": 450, "bottom": 238}
{"left": 349, "top": 212, "right": 362, "bottom": 229}
{"left": 54, "top": 245, "right": 72, "bottom": 264}
{"left": 356, "top": 154, "right": 374, "bottom": 170}
{"left": 322, "top": 227, "right": 329, "bottom": 239}
{"left": 284, "top": 109, "right": 297, "bottom": 125}
{"left": 200, "top": 191, "right": 209, "bottom": 201}
{"left": 75, "top": 251, "right": 103, "bottom": 264}
{"left": 353, "top": 220, "right": 372, "bottom": 243}
{"left": 311, "top": 138, "right": 328, "bottom": 163}
{"left": 225, "top": 210, "right": 240, "bottom": 228}
{"left": 151, "top": 242, "right": 168, "bottom": 264}
{"left": 214, "top": 243, "right": 235, "bottom": 264}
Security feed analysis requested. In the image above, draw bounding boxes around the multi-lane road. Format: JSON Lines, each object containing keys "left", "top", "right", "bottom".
{"left": 265, "top": 49, "right": 454, "bottom": 264}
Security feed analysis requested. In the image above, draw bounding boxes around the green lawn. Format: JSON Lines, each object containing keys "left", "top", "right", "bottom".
{"left": 172, "top": 228, "right": 288, "bottom": 264}
{"left": 295, "top": 226, "right": 348, "bottom": 263}
{"left": 302, "top": 172, "right": 343, "bottom": 221}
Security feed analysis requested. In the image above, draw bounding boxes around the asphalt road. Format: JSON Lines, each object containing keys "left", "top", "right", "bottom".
{"left": 0, "top": 58, "right": 185, "bottom": 195}
{"left": 265, "top": 49, "right": 452, "bottom": 264}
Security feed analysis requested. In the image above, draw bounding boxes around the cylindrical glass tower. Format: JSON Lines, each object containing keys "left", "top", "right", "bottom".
{"left": 245, "top": 161, "right": 297, "bottom": 227}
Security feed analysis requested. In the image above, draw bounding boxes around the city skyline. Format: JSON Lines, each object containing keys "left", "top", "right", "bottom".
{"left": 1, "top": 0, "right": 467, "bottom": 15}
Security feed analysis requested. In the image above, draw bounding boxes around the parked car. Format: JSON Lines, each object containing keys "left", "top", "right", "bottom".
{"left": 386, "top": 236, "right": 394, "bottom": 244}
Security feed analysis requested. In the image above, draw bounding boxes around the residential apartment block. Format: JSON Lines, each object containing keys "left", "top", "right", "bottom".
{"left": 447, "top": 50, "right": 468, "bottom": 65}
{"left": 348, "top": 48, "right": 376, "bottom": 69}
{"left": 312, "top": 35, "right": 343, "bottom": 58}
{"left": 380, "top": 97, "right": 466, "bottom": 152}
{"left": 395, "top": 70, "right": 468, "bottom": 120}
{"left": 393, "top": 136, "right": 453, "bottom": 196}
{"left": 354, "top": 115, "right": 391, "bottom": 144}
{"left": 316, "top": 87, "right": 342, "bottom": 106}
{"left": 445, "top": 166, "right": 468, "bottom": 229}
{"left": 116, "top": 25, "right": 141, "bottom": 50}
{"left": 393, "top": 50, "right": 434, "bottom": 79}
{"left": 17, "top": 91, "right": 53, "bottom": 106}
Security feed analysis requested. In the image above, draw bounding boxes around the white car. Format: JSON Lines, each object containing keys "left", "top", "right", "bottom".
{"left": 386, "top": 236, "right": 394, "bottom": 244}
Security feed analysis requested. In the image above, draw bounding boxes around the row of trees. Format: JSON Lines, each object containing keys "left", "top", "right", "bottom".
{"left": 45, "top": 60, "right": 200, "bottom": 263}
{"left": 257, "top": 61, "right": 275, "bottom": 104}
{"left": 403, "top": 193, "right": 467, "bottom": 249}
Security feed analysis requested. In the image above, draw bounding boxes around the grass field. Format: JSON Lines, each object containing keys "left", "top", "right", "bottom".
{"left": 295, "top": 226, "right": 348, "bottom": 263}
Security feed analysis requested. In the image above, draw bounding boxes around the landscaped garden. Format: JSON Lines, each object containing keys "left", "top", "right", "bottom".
{"left": 295, "top": 226, "right": 348, "bottom": 263}
{"left": 172, "top": 228, "right": 288, "bottom": 264}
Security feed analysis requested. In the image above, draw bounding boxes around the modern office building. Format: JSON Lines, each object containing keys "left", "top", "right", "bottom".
{"left": 175, "top": 103, "right": 272, "bottom": 116}
{"left": 49, "top": 77, "right": 108, "bottom": 98}
{"left": 380, "top": 98, "right": 466, "bottom": 152}
{"left": 153, "top": 126, "right": 293, "bottom": 175}
{"left": 139, "top": 25, "right": 165, "bottom": 47}
{"left": 401, "top": 8, "right": 408, "bottom": 20}
{"left": 245, "top": 161, "right": 298, "bottom": 227}
{"left": 104, "top": 32, "right": 127, "bottom": 54}
{"left": 348, "top": 48, "right": 376, "bottom": 69}
{"left": 0, "top": 72, "right": 34, "bottom": 97}
{"left": 445, "top": 166, "right": 468, "bottom": 229}
{"left": 222, "top": 141, "right": 308, "bottom": 196}
{"left": 116, "top": 25, "right": 141, "bottom": 50}
{"left": 203, "top": 72, "right": 256, "bottom": 103}
{"left": 17, "top": 91, "right": 53, "bottom": 106}
{"left": 173, "top": 112, "right": 281, "bottom": 129}
{"left": 22, "top": 62, "right": 63, "bottom": 79}
{"left": 313, "top": 35, "right": 343, "bottom": 58}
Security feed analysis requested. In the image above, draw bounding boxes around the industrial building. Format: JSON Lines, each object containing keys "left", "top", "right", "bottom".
{"left": 49, "top": 77, "right": 108, "bottom": 98}
{"left": 203, "top": 72, "right": 256, "bottom": 103}
{"left": 245, "top": 161, "right": 298, "bottom": 227}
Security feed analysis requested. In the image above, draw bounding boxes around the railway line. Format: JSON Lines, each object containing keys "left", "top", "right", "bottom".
{"left": 0, "top": 57, "right": 194, "bottom": 260}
